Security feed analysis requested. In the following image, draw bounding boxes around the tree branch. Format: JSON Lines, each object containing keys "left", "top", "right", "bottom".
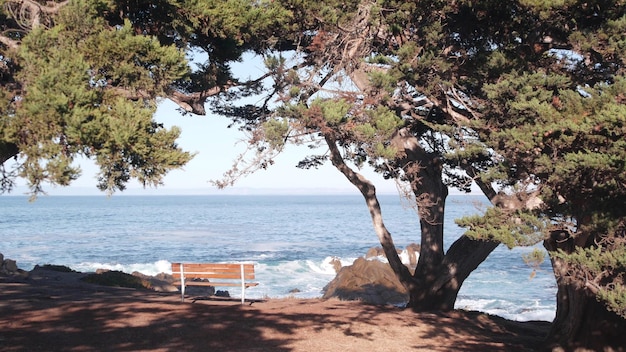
{"left": 4, "top": 0, "right": 69, "bottom": 30}
{"left": 324, "top": 132, "right": 416, "bottom": 289}
{"left": 169, "top": 87, "right": 228, "bottom": 115}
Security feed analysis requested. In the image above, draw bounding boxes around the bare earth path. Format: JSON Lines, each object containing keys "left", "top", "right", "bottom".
{"left": 0, "top": 272, "right": 549, "bottom": 352}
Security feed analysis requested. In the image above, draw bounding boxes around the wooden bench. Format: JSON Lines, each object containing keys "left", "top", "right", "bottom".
{"left": 171, "top": 263, "right": 258, "bottom": 304}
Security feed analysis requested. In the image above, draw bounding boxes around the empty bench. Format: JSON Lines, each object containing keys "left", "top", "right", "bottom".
{"left": 171, "top": 263, "right": 258, "bottom": 304}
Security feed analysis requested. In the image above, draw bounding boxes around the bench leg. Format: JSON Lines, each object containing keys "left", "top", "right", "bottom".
{"left": 241, "top": 264, "right": 245, "bottom": 305}
{"left": 180, "top": 263, "right": 185, "bottom": 302}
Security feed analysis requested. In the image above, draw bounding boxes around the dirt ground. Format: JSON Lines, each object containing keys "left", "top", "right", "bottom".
{"left": 0, "top": 270, "right": 550, "bottom": 352}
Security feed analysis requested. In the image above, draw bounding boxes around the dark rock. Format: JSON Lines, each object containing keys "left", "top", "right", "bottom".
{"left": 1, "top": 256, "right": 26, "bottom": 277}
{"left": 322, "top": 257, "right": 408, "bottom": 306}
{"left": 37, "top": 264, "right": 76, "bottom": 273}
{"left": 154, "top": 272, "right": 174, "bottom": 282}
{"left": 215, "top": 290, "right": 230, "bottom": 297}
{"left": 184, "top": 282, "right": 216, "bottom": 296}
{"left": 4, "top": 259, "right": 18, "bottom": 273}
{"left": 28, "top": 265, "right": 87, "bottom": 282}
{"left": 289, "top": 288, "right": 301, "bottom": 293}
{"left": 81, "top": 270, "right": 150, "bottom": 289}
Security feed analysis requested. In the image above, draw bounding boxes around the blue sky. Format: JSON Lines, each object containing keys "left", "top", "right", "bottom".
{"left": 114, "top": 99, "right": 401, "bottom": 195}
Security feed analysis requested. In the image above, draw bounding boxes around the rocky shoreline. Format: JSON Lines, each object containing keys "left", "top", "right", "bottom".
{"left": 1, "top": 245, "right": 420, "bottom": 305}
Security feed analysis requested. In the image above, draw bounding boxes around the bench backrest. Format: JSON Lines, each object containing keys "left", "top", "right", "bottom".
{"left": 171, "top": 263, "right": 255, "bottom": 281}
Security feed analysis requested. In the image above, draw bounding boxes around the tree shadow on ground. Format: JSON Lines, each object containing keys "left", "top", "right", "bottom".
{"left": 0, "top": 280, "right": 550, "bottom": 351}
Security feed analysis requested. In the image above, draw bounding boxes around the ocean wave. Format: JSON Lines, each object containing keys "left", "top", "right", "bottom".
{"left": 455, "top": 297, "right": 555, "bottom": 322}
{"left": 73, "top": 260, "right": 172, "bottom": 276}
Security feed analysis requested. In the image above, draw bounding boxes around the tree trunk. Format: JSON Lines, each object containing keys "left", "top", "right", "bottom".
{"left": 544, "top": 234, "right": 626, "bottom": 350}
{"left": 326, "top": 130, "right": 499, "bottom": 312}
{"left": 324, "top": 134, "right": 414, "bottom": 289}
{"left": 405, "top": 146, "right": 449, "bottom": 309}
{"left": 390, "top": 128, "right": 500, "bottom": 311}
{"left": 409, "top": 235, "right": 500, "bottom": 311}
{"left": 403, "top": 145, "right": 498, "bottom": 310}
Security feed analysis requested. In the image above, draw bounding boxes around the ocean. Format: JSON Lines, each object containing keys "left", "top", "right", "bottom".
{"left": 0, "top": 194, "right": 556, "bottom": 322}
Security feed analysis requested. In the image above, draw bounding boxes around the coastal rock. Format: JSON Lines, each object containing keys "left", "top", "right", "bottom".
{"left": 28, "top": 265, "right": 89, "bottom": 285}
{"left": 131, "top": 272, "right": 178, "bottom": 292}
{"left": 4, "top": 259, "right": 17, "bottom": 273}
{"left": 215, "top": 290, "right": 230, "bottom": 297}
{"left": 365, "top": 247, "right": 385, "bottom": 258}
{"left": 184, "top": 279, "right": 216, "bottom": 296}
{"left": 0, "top": 254, "right": 26, "bottom": 277}
{"left": 322, "top": 257, "right": 408, "bottom": 306}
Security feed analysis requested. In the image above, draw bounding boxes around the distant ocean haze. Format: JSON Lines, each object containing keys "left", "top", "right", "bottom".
{"left": 0, "top": 194, "right": 556, "bottom": 321}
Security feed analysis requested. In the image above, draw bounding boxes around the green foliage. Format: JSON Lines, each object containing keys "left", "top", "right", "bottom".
{"left": 522, "top": 248, "right": 546, "bottom": 279}
{"left": 465, "top": 0, "right": 626, "bottom": 321}
{"left": 311, "top": 98, "right": 351, "bottom": 126}
{"left": 553, "top": 242, "right": 626, "bottom": 318}
{"left": 1, "top": 0, "right": 194, "bottom": 196}
{"left": 353, "top": 123, "right": 377, "bottom": 139}
{"left": 598, "top": 283, "right": 626, "bottom": 318}
{"left": 356, "top": 106, "right": 403, "bottom": 159}
{"left": 264, "top": 55, "right": 286, "bottom": 72}
{"left": 365, "top": 106, "right": 403, "bottom": 138}
{"left": 373, "top": 142, "right": 398, "bottom": 160}
{"left": 262, "top": 118, "right": 289, "bottom": 149}
{"left": 369, "top": 70, "right": 397, "bottom": 94}
{"left": 457, "top": 207, "right": 549, "bottom": 249}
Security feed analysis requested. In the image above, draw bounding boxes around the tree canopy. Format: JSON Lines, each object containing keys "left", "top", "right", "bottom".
{"left": 0, "top": 0, "right": 292, "bottom": 195}
{"left": 2, "top": 0, "right": 625, "bottom": 349}
{"left": 208, "top": 0, "right": 626, "bottom": 348}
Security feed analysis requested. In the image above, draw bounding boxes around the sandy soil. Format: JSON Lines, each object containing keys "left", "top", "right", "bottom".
{"left": 0, "top": 270, "right": 550, "bottom": 352}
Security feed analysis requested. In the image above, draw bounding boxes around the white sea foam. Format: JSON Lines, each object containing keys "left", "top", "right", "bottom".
{"left": 367, "top": 250, "right": 418, "bottom": 266}
{"left": 455, "top": 297, "right": 555, "bottom": 322}
{"left": 72, "top": 260, "right": 172, "bottom": 276}
{"left": 252, "top": 260, "right": 337, "bottom": 299}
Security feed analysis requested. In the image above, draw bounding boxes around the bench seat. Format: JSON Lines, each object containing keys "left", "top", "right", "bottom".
{"left": 171, "top": 263, "right": 258, "bottom": 304}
